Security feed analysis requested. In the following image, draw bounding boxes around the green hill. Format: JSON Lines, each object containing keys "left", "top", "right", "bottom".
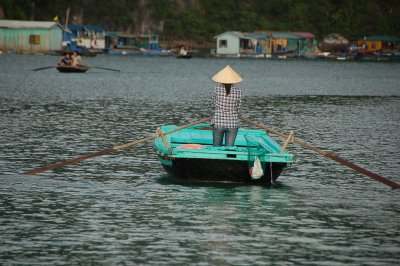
{"left": 1, "top": 0, "right": 399, "bottom": 42}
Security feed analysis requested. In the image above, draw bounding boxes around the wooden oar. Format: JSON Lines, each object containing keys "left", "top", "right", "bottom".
{"left": 94, "top": 66, "right": 120, "bottom": 72}
{"left": 240, "top": 115, "right": 400, "bottom": 189}
{"left": 25, "top": 116, "right": 212, "bottom": 175}
{"left": 32, "top": 66, "right": 55, "bottom": 71}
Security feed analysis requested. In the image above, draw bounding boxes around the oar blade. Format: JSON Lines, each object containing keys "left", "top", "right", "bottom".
{"left": 24, "top": 116, "right": 212, "bottom": 175}
{"left": 25, "top": 148, "right": 115, "bottom": 175}
{"left": 32, "top": 66, "right": 55, "bottom": 71}
{"left": 325, "top": 153, "right": 400, "bottom": 190}
{"left": 240, "top": 115, "right": 400, "bottom": 190}
{"left": 94, "top": 66, "right": 120, "bottom": 72}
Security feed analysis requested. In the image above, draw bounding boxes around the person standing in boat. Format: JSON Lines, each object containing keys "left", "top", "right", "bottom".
{"left": 71, "top": 51, "right": 82, "bottom": 67}
{"left": 211, "top": 65, "right": 244, "bottom": 146}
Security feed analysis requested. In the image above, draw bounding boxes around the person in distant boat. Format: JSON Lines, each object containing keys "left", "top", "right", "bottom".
{"left": 211, "top": 65, "right": 244, "bottom": 147}
{"left": 59, "top": 53, "right": 72, "bottom": 66}
{"left": 179, "top": 45, "right": 187, "bottom": 56}
{"left": 72, "top": 51, "right": 82, "bottom": 67}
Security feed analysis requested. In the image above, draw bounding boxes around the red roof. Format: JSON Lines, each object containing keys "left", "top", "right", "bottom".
{"left": 293, "top": 32, "right": 316, "bottom": 39}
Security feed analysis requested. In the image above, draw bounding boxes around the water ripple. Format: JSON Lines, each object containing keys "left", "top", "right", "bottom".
{"left": 1, "top": 55, "right": 399, "bottom": 265}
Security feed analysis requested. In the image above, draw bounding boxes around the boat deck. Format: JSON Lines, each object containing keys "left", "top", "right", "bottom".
{"left": 154, "top": 124, "right": 294, "bottom": 163}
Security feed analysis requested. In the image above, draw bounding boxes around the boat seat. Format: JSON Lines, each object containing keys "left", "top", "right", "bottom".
{"left": 170, "top": 131, "right": 259, "bottom": 147}
{"left": 244, "top": 135, "right": 281, "bottom": 154}
{"left": 170, "top": 131, "right": 212, "bottom": 145}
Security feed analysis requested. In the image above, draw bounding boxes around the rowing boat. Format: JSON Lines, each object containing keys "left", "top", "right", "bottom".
{"left": 56, "top": 65, "right": 90, "bottom": 73}
{"left": 176, "top": 53, "right": 192, "bottom": 59}
{"left": 154, "top": 123, "right": 294, "bottom": 184}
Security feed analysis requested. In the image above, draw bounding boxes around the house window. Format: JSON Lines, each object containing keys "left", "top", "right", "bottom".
{"left": 29, "top": 35, "right": 40, "bottom": 45}
{"left": 219, "top": 39, "right": 227, "bottom": 48}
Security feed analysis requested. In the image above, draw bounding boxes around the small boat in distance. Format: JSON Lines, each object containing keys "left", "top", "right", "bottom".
{"left": 176, "top": 44, "right": 192, "bottom": 59}
{"left": 176, "top": 53, "right": 192, "bottom": 59}
{"left": 154, "top": 123, "right": 294, "bottom": 184}
{"left": 56, "top": 65, "right": 90, "bottom": 73}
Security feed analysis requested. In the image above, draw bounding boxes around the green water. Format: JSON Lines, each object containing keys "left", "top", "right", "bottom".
{"left": 0, "top": 55, "right": 399, "bottom": 265}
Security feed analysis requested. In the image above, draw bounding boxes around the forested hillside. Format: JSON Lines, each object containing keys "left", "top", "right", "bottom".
{"left": 1, "top": 0, "right": 399, "bottom": 41}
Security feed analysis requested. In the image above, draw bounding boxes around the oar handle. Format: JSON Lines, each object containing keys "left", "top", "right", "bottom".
{"left": 32, "top": 66, "right": 55, "bottom": 71}
{"left": 240, "top": 115, "right": 400, "bottom": 189}
{"left": 114, "top": 116, "right": 212, "bottom": 150}
{"left": 94, "top": 66, "right": 120, "bottom": 72}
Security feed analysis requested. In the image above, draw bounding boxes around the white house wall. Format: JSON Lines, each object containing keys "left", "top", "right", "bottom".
{"left": 216, "top": 34, "right": 240, "bottom": 55}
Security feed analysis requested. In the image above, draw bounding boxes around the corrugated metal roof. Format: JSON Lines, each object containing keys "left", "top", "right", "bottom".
{"left": 246, "top": 32, "right": 270, "bottom": 40}
{"left": 0, "top": 19, "right": 60, "bottom": 29}
{"left": 68, "top": 24, "right": 85, "bottom": 32}
{"left": 255, "top": 30, "right": 316, "bottom": 39}
{"left": 214, "top": 31, "right": 252, "bottom": 39}
{"left": 272, "top": 32, "right": 304, "bottom": 39}
{"left": 86, "top": 25, "right": 104, "bottom": 32}
{"left": 362, "top": 35, "right": 400, "bottom": 42}
{"left": 215, "top": 30, "right": 316, "bottom": 40}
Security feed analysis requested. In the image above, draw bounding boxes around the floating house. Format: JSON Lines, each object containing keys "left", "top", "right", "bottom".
{"left": 357, "top": 36, "right": 400, "bottom": 54}
{"left": 257, "top": 31, "right": 317, "bottom": 57}
{"left": 67, "top": 24, "right": 105, "bottom": 49}
{"left": 105, "top": 33, "right": 171, "bottom": 56}
{"left": 270, "top": 32, "right": 302, "bottom": 55}
{"left": 246, "top": 32, "right": 271, "bottom": 56}
{"left": 213, "top": 31, "right": 257, "bottom": 57}
{"left": 213, "top": 30, "right": 317, "bottom": 58}
{"left": 0, "top": 19, "right": 63, "bottom": 53}
{"left": 111, "top": 33, "right": 160, "bottom": 50}
{"left": 293, "top": 32, "right": 318, "bottom": 56}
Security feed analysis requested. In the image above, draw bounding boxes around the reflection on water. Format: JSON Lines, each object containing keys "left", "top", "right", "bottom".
{"left": 0, "top": 55, "right": 399, "bottom": 265}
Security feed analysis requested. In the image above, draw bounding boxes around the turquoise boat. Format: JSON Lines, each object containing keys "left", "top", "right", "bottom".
{"left": 154, "top": 124, "right": 294, "bottom": 184}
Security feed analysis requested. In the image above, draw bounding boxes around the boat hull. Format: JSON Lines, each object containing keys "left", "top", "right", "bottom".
{"left": 154, "top": 124, "right": 294, "bottom": 184}
{"left": 56, "top": 65, "right": 90, "bottom": 73}
{"left": 161, "top": 158, "right": 286, "bottom": 184}
{"left": 176, "top": 54, "right": 192, "bottom": 59}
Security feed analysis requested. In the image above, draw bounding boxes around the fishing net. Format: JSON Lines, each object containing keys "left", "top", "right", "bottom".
{"left": 244, "top": 135, "right": 268, "bottom": 180}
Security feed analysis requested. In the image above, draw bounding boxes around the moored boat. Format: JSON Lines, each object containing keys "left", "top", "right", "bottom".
{"left": 154, "top": 124, "right": 294, "bottom": 184}
{"left": 56, "top": 65, "right": 90, "bottom": 73}
{"left": 176, "top": 53, "right": 192, "bottom": 59}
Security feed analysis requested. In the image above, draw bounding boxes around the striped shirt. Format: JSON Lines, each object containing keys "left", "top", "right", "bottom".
{"left": 211, "top": 84, "right": 243, "bottom": 128}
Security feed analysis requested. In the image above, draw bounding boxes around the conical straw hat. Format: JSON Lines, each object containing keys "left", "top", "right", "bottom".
{"left": 212, "top": 65, "right": 243, "bottom": 84}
